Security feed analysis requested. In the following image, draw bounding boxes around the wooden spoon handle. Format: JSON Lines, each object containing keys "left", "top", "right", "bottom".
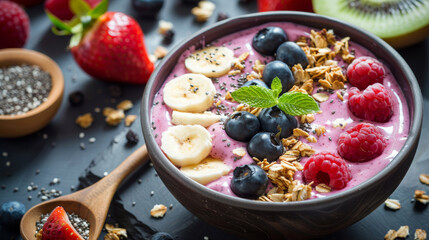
{"left": 79, "top": 144, "right": 150, "bottom": 210}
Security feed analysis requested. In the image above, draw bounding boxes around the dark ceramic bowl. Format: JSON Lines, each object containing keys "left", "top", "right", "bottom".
{"left": 141, "top": 12, "right": 423, "bottom": 239}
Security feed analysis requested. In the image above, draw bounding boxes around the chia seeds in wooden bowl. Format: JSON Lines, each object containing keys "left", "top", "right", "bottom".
{"left": 0, "top": 64, "right": 52, "bottom": 116}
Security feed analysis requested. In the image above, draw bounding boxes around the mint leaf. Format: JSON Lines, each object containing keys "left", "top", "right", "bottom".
{"left": 270, "top": 77, "right": 282, "bottom": 98}
{"left": 277, "top": 92, "right": 320, "bottom": 116}
{"left": 230, "top": 86, "right": 277, "bottom": 108}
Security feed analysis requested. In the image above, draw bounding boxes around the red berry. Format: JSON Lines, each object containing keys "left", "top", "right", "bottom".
{"left": 0, "top": 1, "right": 30, "bottom": 49}
{"left": 347, "top": 56, "right": 385, "bottom": 90}
{"left": 337, "top": 123, "right": 387, "bottom": 162}
{"left": 71, "top": 12, "right": 154, "bottom": 84}
{"left": 348, "top": 83, "right": 393, "bottom": 122}
{"left": 42, "top": 206, "right": 84, "bottom": 240}
{"left": 303, "top": 152, "right": 351, "bottom": 190}
{"left": 258, "top": 0, "right": 313, "bottom": 12}
{"left": 45, "top": 0, "right": 101, "bottom": 21}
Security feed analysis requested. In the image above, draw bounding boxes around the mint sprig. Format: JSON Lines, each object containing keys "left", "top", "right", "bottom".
{"left": 230, "top": 77, "right": 320, "bottom": 116}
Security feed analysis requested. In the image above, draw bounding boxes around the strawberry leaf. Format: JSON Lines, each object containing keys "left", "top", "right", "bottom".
{"left": 70, "top": 31, "right": 83, "bottom": 48}
{"left": 277, "top": 92, "right": 320, "bottom": 116}
{"left": 69, "top": 0, "right": 91, "bottom": 17}
{"left": 89, "top": 0, "right": 108, "bottom": 19}
{"left": 46, "top": 12, "right": 72, "bottom": 34}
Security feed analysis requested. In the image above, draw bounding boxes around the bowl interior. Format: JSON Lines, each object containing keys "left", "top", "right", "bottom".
{"left": 0, "top": 48, "right": 64, "bottom": 120}
{"left": 141, "top": 12, "right": 423, "bottom": 211}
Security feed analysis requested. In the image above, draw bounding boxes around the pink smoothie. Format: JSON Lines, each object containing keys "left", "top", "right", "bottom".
{"left": 151, "top": 22, "right": 410, "bottom": 199}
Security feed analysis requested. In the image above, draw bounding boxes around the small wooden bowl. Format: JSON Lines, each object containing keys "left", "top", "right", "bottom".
{"left": 0, "top": 49, "right": 64, "bottom": 138}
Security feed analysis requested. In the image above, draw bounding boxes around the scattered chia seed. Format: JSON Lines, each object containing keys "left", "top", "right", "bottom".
{"left": 169, "top": 204, "right": 173, "bottom": 209}
{"left": 71, "top": 185, "right": 75, "bottom": 191}
{"left": 42, "top": 133, "right": 48, "bottom": 140}
{"left": 36, "top": 169, "right": 40, "bottom": 175}
{"left": 162, "top": 29, "right": 175, "bottom": 45}
{"left": 36, "top": 212, "right": 90, "bottom": 239}
{"left": 1, "top": 185, "right": 6, "bottom": 189}
{"left": 150, "top": 191, "right": 154, "bottom": 196}
{"left": 68, "top": 91, "right": 85, "bottom": 106}
{"left": 80, "top": 142, "right": 86, "bottom": 150}
{"left": 103, "top": 172, "right": 108, "bottom": 176}
{"left": 50, "top": 177, "right": 60, "bottom": 185}
{"left": 5, "top": 161, "right": 10, "bottom": 167}
{"left": 28, "top": 195, "right": 32, "bottom": 200}
{"left": 138, "top": 179, "right": 142, "bottom": 184}
{"left": 331, "top": 111, "right": 336, "bottom": 115}
{"left": 328, "top": 136, "right": 332, "bottom": 141}
{"left": 126, "top": 130, "right": 139, "bottom": 144}
{"left": 13, "top": 187, "right": 19, "bottom": 192}
{"left": 2, "top": 152, "right": 8, "bottom": 157}
{"left": 79, "top": 132, "right": 85, "bottom": 138}
{"left": 88, "top": 137, "right": 96, "bottom": 143}
{"left": 0, "top": 64, "right": 52, "bottom": 116}
{"left": 132, "top": 201, "right": 136, "bottom": 207}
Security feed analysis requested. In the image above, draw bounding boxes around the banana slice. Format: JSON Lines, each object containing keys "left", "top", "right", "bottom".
{"left": 180, "top": 157, "right": 231, "bottom": 185}
{"left": 185, "top": 46, "right": 234, "bottom": 77}
{"left": 163, "top": 73, "right": 216, "bottom": 113}
{"left": 171, "top": 111, "right": 221, "bottom": 127}
{"left": 161, "top": 125, "right": 212, "bottom": 167}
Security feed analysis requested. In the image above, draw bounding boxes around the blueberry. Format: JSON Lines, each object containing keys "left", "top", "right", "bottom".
{"left": 132, "top": 0, "right": 164, "bottom": 17}
{"left": 247, "top": 132, "right": 284, "bottom": 162}
{"left": 0, "top": 201, "right": 26, "bottom": 229}
{"left": 276, "top": 41, "right": 309, "bottom": 68}
{"left": 258, "top": 106, "right": 297, "bottom": 139}
{"left": 231, "top": 164, "right": 268, "bottom": 199}
{"left": 151, "top": 232, "right": 174, "bottom": 240}
{"left": 252, "top": 27, "right": 288, "bottom": 55}
{"left": 68, "top": 91, "right": 84, "bottom": 106}
{"left": 262, "top": 60, "right": 294, "bottom": 93}
{"left": 241, "top": 79, "right": 269, "bottom": 89}
{"left": 225, "top": 111, "right": 260, "bottom": 142}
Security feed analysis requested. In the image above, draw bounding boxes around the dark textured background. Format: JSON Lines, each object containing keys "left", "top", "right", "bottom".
{"left": 1, "top": 0, "right": 429, "bottom": 239}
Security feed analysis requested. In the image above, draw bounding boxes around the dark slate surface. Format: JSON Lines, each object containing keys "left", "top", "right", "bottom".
{"left": 1, "top": 0, "right": 429, "bottom": 239}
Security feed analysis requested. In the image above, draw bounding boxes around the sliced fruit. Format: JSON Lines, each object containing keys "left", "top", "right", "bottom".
{"left": 163, "top": 73, "right": 216, "bottom": 113}
{"left": 171, "top": 111, "right": 221, "bottom": 127}
{"left": 161, "top": 125, "right": 212, "bottom": 167}
{"left": 312, "top": 0, "right": 429, "bottom": 48}
{"left": 185, "top": 46, "right": 234, "bottom": 77}
{"left": 42, "top": 206, "right": 84, "bottom": 240}
{"left": 180, "top": 157, "right": 230, "bottom": 185}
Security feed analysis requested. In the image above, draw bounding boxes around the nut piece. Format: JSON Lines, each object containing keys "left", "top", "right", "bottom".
{"left": 385, "top": 229, "right": 397, "bottom": 240}
{"left": 315, "top": 125, "right": 326, "bottom": 137}
{"left": 396, "top": 226, "right": 409, "bottom": 238}
{"left": 232, "top": 147, "right": 246, "bottom": 158}
{"left": 76, "top": 113, "right": 94, "bottom": 128}
{"left": 104, "top": 223, "right": 127, "bottom": 240}
{"left": 384, "top": 199, "right": 401, "bottom": 210}
{"left": 103, "top": 107, "right": 115, "bottom": 116}
{"left": 116, "top": 100, "right": 133, "bottom": 111}
{"left": 105, "top": 109, "right": 125, "bottom": 126}
{"left": 312, "top": 93, "right": 329, "bottom": 102}
{"left": 415, "top": 229, "right": 427, "bottom": 240}
{"left": 191, "top": 1, "right": 215, "bottom": 22}
{"left": 158, "top": 20, "right": 173, "bottom": 35}
{"left": 419, "top": 174, "right": 429, "bottom": 186}
{"left": 315, "top": 183, "right": 331, "bottom": 193}
{"left": 150, "top": 204, "right": 167, "bottom": 218}
{"left": 293, "top": 128, "right": 310, "bottom": 138}
{"left": 154, "top": 46, "right": 168, "bottom": 59}
{"left": 414, "top": 190, "right": 429, "bottom": 204}
{"left": 125, "top": 115, "right": 137, "bottom": 127}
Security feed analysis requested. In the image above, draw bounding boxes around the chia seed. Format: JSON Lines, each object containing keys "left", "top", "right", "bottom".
{"left": 35, "top": 212, "right": 90, "bottom": 239}
{"left": 0, "top": 64, "right": 52, "bottom": 116}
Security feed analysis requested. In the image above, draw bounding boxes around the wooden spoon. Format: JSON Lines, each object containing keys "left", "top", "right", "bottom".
{"left": 20, "top": 144, "right": 149, "bottom": 240}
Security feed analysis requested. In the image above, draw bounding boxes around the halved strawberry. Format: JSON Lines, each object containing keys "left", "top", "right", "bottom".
{"left": 258, "top": 0, "right": 313, "bottom": 12}
{"left": 42, "top": 206, "right": 84, "bottom": 240}
{"left": 46, "top": 0, "right": 154, "bottom": 84}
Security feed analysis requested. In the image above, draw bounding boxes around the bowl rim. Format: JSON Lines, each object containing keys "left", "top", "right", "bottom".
{"left": 0, "top": 48, "right": 64, "bottom": 120}
{"left": 141, "top": 11, "right": 423, "bottom": 211}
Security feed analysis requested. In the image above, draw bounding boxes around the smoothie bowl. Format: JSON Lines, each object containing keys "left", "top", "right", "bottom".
{"left": 141, "top": 12, "right": 423, "bottom": 239}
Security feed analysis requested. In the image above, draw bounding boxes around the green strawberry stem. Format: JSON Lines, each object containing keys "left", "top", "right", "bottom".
{"left": 45, "top": 0, "right": 108, "bottom": 48}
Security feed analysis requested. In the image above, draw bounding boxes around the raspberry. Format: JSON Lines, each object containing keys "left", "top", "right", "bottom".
{"left": 0, "top": 1, "right": 30, "bottom": 49}
{"left": 337, "top": 123, "right": 387, "bottom": 162}
{"left": 348, "top": 83, "right": 393, "bottom": 122}
{"left": 347, "top": 56, "right": 385, "bottom": 90}
{"left": 303, "top": 152, "right": 351, "bottom": 190}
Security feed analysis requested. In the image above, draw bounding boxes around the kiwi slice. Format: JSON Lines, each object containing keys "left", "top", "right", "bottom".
{"left": 312, "top": 0, "right": 429, "bottom": 48}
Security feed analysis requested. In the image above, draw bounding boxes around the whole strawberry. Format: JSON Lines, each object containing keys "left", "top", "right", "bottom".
{"left": 46, "top": 0, "right": 154, "bottom": 84}
{"left": 0, "top": 1, "right": 30, "bottom": 49}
